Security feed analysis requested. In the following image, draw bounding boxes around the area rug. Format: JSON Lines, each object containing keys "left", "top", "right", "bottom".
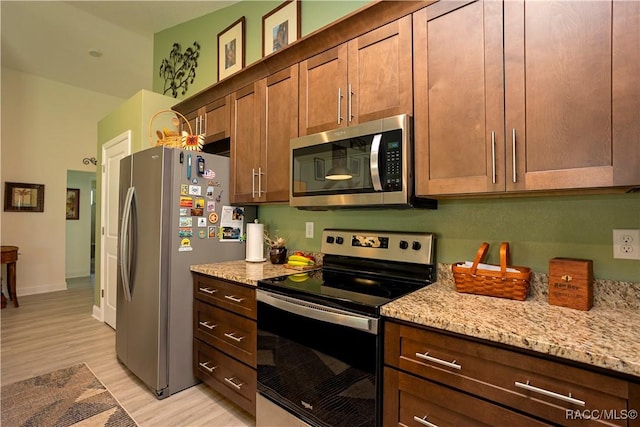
{"left": 1, "top": 363, "right": 137, "bottom": 427}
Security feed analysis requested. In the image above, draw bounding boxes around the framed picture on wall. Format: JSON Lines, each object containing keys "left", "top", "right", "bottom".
{"left": 66, "top": 188, "right": 80, "bottom": 220}
{"left": 218, "top": 17, "right": 245, "bottom": 81}
{"left": 4, "top": 182, "right": 45, "bottom": 212}
{"left": 262, "top": 0, "right": 301, "bottom": 57}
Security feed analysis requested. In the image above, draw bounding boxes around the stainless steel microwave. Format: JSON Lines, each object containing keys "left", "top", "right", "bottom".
{"left": 290, "top": 114, "right": 436, "bottom": 209}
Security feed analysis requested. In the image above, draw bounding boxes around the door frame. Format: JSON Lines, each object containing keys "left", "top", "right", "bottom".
{"left": 97, "top": 131, "right": 131, "bottom": 325}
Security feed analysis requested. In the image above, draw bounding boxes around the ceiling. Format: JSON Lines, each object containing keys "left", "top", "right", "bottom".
{"left": 1, "top": 1, "right": 238, "bottom": 99}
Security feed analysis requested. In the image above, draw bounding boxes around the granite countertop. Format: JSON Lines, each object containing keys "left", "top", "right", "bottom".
{"left": 382, "top": 264, "right": 640, "bottom": 379}
{"left": 190, "top": 259, "right": 319, "bottom": 286}
{"left": 191, "top": 260, "right": 640, "bottom": 378}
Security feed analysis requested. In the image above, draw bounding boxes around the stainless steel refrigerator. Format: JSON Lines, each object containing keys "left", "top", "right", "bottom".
{"left": 116, "top": 145, "right": 255, "bottom": 399}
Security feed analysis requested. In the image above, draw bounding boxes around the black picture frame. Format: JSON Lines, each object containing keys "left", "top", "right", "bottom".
{"left": 4, "top": 182, "right": 45, "bottom": 212}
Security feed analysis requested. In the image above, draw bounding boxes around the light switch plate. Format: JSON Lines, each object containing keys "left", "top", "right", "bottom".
{"left": 305, "top": 222, "right": 314, "bottom": 239}
{"left": 613, "top": 229, "right": 640, "bottom": 260}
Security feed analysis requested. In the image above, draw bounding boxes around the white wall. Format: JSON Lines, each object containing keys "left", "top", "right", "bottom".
{"left": 65, "top": 170, "right": 95, "bottom": 278}
{"left": 1, "top": 68, "right": 123, "bottom": 295}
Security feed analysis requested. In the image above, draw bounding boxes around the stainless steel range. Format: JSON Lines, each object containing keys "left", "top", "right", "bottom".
{"left": 256, "top": 229, "right": 436, "bottom": 427}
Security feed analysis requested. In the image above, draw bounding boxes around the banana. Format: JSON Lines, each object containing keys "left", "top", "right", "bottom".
{"left": 286, "top": 260, "right": 311, "bottom": 267}
{"left": 289, "top": 273, "right": 309, "bottom": 282}
{"left": 287, "top": 255, "right": 314, "bottom": 265}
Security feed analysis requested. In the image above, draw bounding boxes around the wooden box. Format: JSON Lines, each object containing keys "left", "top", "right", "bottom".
{"left": 548, "top": 258, "right": 593, "bottom": 311}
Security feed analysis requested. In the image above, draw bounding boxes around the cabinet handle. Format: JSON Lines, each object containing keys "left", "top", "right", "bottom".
{"left": 224, "top": 295, "right": 245, "bottom": 303}
{"left": 224, "top": 377, "right": 243, "bottom": 390}
{"left": 252, "top": 168, "right": 257, "bottom": 198}
{"left": 512, "top": 128, "right": 517, "bottom": 183}
{"left": 413, "top": 416, "right": 438, "bottom": 427}
{"left": 258, "top": 167, "right": 264, "bottom": 197}
{"left": 348, "top": 84, "right": 353, "bottom": 122}
{"left": 198, "top": 321, "right": 217, "bottom": 330}
{"left": 198, "top": 361, "right": 217, "bottom": 373}
{"left": 199, "top": 287, "right": 218, "bottom": 295}
{"left": 491, "top": 131, "right": 496, "bottom": 184}
{"left": 415, "top": 352, "right": 461, "bottom": 370}
{"left": 224, "top": 332, "right": 245, "bottom": 342}
{"left": 337, "top": 88, "right": 343, "bottom": 124}
{"left": 515, "top": 380, "right": 585, "bottom": 407}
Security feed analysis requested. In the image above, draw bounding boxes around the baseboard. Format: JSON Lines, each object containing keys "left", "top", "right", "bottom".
{"left": 17, "top": 282, "right": 67, "bottom": 296}
{"left": 92, "top": 304, "right": 103, "bottom": 322}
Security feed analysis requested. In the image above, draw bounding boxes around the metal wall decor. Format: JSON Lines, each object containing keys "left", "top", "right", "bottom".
{"left": 160, "top": 41, "right": 201, "bottom": 98}
{"left": 83, "top": 157, "right": 97, "bottom": 165}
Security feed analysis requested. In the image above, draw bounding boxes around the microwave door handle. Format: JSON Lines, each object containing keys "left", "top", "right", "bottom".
{"left": 370, "top": 134, "right": 383, "bottom": 191}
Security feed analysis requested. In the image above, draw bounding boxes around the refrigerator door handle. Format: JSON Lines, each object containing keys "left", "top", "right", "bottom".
{"left": 119, "top": 186, "right": 135, "bottom": 302}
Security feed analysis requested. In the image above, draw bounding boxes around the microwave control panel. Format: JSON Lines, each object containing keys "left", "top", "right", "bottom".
{"left": 382, "top": 139, "right": 402, "bottom": 192}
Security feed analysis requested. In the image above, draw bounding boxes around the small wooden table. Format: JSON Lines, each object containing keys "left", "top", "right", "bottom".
{"left": 1, "top": 246, "right": 19, "bottom": 308}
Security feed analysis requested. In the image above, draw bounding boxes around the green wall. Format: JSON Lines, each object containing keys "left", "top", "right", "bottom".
{"left": 151, "top": 1, "right": 640, "bottom": 284}
{"left": 258, "top": 193, "right": 640, "bottom": 283}
{"left": 153, "top": 1, "right": 370, "bottom": 98}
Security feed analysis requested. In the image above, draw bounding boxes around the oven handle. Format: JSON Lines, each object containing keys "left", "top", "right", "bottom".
{"left": 257, "top": 290, "right": 378, "bottom": 334}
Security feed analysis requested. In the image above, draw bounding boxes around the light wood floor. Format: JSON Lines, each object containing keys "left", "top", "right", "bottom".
{"left": 0, "top": 278, "right": 254, "bottom": 427}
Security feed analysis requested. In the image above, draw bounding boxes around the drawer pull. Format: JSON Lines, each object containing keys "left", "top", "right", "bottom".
{"left": 415, "top": 352, "right": 461, "bottom": 370}
{"left": 413, "top": 416, "right": 438, "bottom": 427}
{"left": 198, "top": 361, "right": 217, "bottom": 373}
{"left": 198, "top": 321, "right": 217, "bottom": 330}
{"left": 224, "top": 376, "right": 243, "bottom": 390}
{"left": 224, "top": 332, "right": 245, "bottom": 342}
{"left": 199, "top": 287, "right": 218, "bottom": 295}
{"left": 515, "top": 380, "right": 586, "bottom": 407}
{"left": 224, "top": 295, "right": 245, "bottom": 303}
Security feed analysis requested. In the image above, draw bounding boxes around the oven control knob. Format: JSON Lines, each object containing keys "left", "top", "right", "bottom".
{"left": 412, "top": 241, "right": 422, "bottom": 251}
{"left": 399, "top": 240, "right": 409, "bottom": 250}
{"left": 326, "top": 236, "right": 335, "bottom": 244}
{"left": 335, "top": 236, "right": 344, "bottom": 245}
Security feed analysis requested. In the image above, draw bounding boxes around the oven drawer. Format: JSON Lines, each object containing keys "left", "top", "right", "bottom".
{"left": 384, "top": 321, "right": 630, "bottom": 426}
{"left": 194, "top": 300, "right": 257, "bottom": 368}
{"left": 193, "top": 273, "right": 256, "bottom": 320}
{"left": 194, "top": 339, "right": 256, "bottom": 416}
{"left": 383, "top": 367, "right": 549, "bottom": 426}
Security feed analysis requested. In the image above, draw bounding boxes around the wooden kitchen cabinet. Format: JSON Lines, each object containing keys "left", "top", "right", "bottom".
{"left": 192, "top": 273, "right": 257, "bottom": 416}
{"left": 384, "top": 320, "right": 637, "bottom": 426}
{"left": 414, "top": 0, "right": 640, "bottom": 197}
{"left": 298, "top": 15, "right": 413, "bottom": 136}
{"left": 180, "top": 95, "right": 231, "bottom": 154}
{"left": 230, "top": 65, "right": 298, "bottom": 204}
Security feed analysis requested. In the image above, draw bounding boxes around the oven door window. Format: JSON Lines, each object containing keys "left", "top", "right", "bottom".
{"left": 258, "top": 300, "right": 378, "bottom": 427}
{"left": 291, "top": 130, "right": 401, "bottom": 198}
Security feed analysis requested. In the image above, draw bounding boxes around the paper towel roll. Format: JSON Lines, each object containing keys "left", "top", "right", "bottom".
{"left": 246, "top": 222, "right": 265, "bottom": 262}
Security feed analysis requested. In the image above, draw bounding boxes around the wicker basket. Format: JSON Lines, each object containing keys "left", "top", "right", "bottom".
{"left": 149, "top": 109, "right": 193, "bottom": 149}
{"left": 452, "top": 242, "right": 532, "bottom": 301}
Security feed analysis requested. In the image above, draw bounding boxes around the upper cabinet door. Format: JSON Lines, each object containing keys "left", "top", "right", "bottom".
{"left": 262, "top": 65, "right": 299, "bottom": 202}
{"left": 347, "top": 15, "right": 413, "bottom": 126}
{"left": 414, "top": 1, "right": 505, "bottom": 196}
{"left": 299, "top": 16, "right": 414, "bottom": 136}
{"left": 504, "top": 0, "right": 639, "bottom": 191}
{"left": 230, "top": 83, "right": 262, "bottom": 204}
{"left": 299, "top": 45, "right": 348, "bottom": 136}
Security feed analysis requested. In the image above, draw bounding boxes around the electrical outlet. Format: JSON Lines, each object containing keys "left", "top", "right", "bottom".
{"left": 305, "top": 222, "right": 314, "bottom": 239}
{"left": 613, "top": 229, "right": 640, "bottom": 260}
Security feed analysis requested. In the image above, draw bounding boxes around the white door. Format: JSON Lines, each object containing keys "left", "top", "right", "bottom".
{"left": 101, "top": 131, "right": 131, "bottom": 329}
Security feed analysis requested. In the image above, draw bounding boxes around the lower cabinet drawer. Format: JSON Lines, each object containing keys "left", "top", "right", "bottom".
{"left": 194, "top": 339, "right": 257, "bottom": 416}
{"left": 384, "top": 367, "right": 549, "bottom": 426}
{"left": 194, "top": 300, "right": 257, "bottom": 367}
{"left": 385, "top": 321, "right": 630, "bottom": 426}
